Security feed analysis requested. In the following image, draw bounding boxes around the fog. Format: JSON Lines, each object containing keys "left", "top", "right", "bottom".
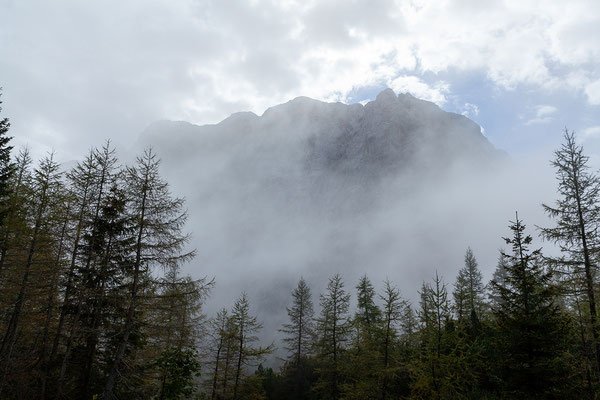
{"left": 138, "top": 89, "right": 558, "bottom": 355}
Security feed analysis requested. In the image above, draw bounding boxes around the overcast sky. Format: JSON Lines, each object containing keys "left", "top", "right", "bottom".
{"left": 1, "top": 0, "right": 600, "bottom": 162}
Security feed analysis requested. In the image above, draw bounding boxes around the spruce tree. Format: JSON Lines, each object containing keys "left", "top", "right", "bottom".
{"left": 493, "top": 214, "right": 577, "bottom": 398}
{"left": 413, "top": 273, "right": 451, "bottom": 399}
{"left": 453, "top": 247, "right": 485, "bottom": 322}
{"left": 487, "top": 249, "right": 509, "bottom": 309}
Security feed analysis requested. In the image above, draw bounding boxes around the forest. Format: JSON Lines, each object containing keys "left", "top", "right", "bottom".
{"left": 1, "top": 89, "right": 600, "bottom": 400}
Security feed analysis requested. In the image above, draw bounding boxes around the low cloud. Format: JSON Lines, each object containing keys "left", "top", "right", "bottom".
{"left": 525, "top": 104, "right": 558, "bottom": 125}
{"left": 581, "top": 125, "right": 600, "bottom": 140}
{"left": 1, "top": 0, "right": 600, "bottom": 161}
{"left": 389, "top": 76, "right": 449, "bottom": 105}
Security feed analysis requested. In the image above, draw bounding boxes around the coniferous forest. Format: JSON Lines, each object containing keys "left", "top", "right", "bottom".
{"left": 2, "top": 88, "right": 600, "bottom": 400}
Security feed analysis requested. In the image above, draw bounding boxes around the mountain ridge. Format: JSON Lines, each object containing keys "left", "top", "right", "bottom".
{"left": 142, "top": 88, "right": 501, "bottom": 181}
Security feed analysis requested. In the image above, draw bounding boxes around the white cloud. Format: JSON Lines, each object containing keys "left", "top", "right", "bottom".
{"left": 581, "top": 126, "right": 600, "bottom": 140}
{"left": 1, "top": 0, "right": 600, "bottom": 159}
{"left": 525, "top": 104, "right": 558, "bottom": 125}
{"left": 389, "top": 76, "right": 449, "bottom": 105}
{"left": 535, "top": 105, "right": 558, "bottom": 118}
{"left": 585, "top": 80, "right": 600, "bottom": 105}
{"left": 461, "top": 103, "right": 480, "bottom": 118}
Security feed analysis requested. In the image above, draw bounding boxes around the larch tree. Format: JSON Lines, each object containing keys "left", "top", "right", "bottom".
{"left": 102, "top": 148, "right": 194, "bottom": 399}
{"left": 281, "top": 277, "right": 315, "bottom": 366}
{"left": 0, "top": 152, "right": 63, "bottom": 394}
{"left": 206, "top": 308, "right": 234, "bottom": 400}
{"left": 342, "top": 275, "right": 382, "bottom": 400}
{"left": 315, "top": 273, "right": 351, "bottom": 400}
{"left": 539, "top": 129, "right": 600, "bottom": 380}
{"left": 379, "top": 279, "right": 404, "bottom": 400}
{"left": 0, "top": 148, "right": 30, "bottom": 284}
{"left": 230, "top": 292, "right": 272, "bottom": 400}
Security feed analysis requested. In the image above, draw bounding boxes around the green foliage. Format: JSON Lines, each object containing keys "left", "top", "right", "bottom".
{"left": 315, "top": 273, "right": 351, "bottom": 400}
{"left": 156, "top": 346, "right": 201, "bottom": 399}
{"left": 281, "top": 277, "right": 315, "bottom": 364}
{"left": 491, "top": 215, "right": 580, "bottom": 399}
{"left": 0, "top": 91, "right": 598, "bottom": 399}
{"left": 453, "top": 247, "right": 485, "bottom": 323}
{"left": 0, "top": 88, "right": 13, "bottom": 226}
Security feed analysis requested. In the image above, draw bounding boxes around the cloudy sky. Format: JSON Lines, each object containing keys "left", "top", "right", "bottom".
{"left": 1, "top": 0, "right": 600, "bottom": 162}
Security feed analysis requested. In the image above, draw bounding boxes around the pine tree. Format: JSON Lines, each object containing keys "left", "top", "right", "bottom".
{"left": 539, "top": 129, "right": 600, "bottom": 380}
{"left": 493, "top": 214, "right": 577, "bottom": 398}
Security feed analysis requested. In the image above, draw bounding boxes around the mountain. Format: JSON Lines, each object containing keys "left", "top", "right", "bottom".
{"left": 143, "top": 88, "right": 500, "bottom": 185}
{"left": 138, "top": 89, "right": 507, "bottom": 341}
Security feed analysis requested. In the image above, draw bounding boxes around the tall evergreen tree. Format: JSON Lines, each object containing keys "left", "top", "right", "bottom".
{"left": 493, "top": 214, "right": 577, "bottom": 398}
{"left": 413, "top": 273, "right": 453, "bottom": 399}
{"left": 0, "top": 152, "right": 62, "bottom": 394}
{"left": 102, "top": 148, "right": 195, "bottom": 399}
{"left": 487, "top": 249, "right": 509, "bottom": 309}
{"left": 342, "top": 275, "right": 382, "bottom": 399}
{"left": 379, "top": 279, "right": 404, "bottom": 400}
{"left": 355, "top": 275, "right": 382, "bottom": 331}
{"left": 539, "top": 129, "right": 600, "bottom": 380}
{"left": 231, "top": 292, "right": 272, "bottom": 400}
{"left": 0, "top": 89, "right": 13, "bottom": 228}
{"left": 315, "top": 273, "right": 351, "bottom": 400}
{"left": 206, "top": 308, "right": 235, "bottom": 400}
{"left": 281, "top": 277, "right": 315, "bottom": 366}
{"left": 453, "top": 247, "right": 485, "bottom": 322}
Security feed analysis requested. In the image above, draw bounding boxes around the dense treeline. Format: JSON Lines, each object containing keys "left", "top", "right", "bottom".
{"left": 0, "top": 91, "right": 212, "bottom": 399}
{"left": 2, "top": 89, "right": 600, "bottom": 399}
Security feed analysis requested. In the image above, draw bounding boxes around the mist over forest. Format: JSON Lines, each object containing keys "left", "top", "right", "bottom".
{"left": 4, "top": 0, "right": 600, "bottom": 398}
{"left": 3, "top": 71, "right": 600, "bottom": 400}
{"left": 139, "top": 89, "right": 557, "bottom": 340}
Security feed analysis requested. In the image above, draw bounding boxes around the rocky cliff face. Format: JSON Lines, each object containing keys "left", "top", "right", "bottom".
{"left": 143, "top": 89, "right": 501, "bottom": 212}
{"left": 144, "top": 88, "right": 499, "bottom": 181}
{"left": 139, "top": 89, "right": 505, "bottom": 335}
